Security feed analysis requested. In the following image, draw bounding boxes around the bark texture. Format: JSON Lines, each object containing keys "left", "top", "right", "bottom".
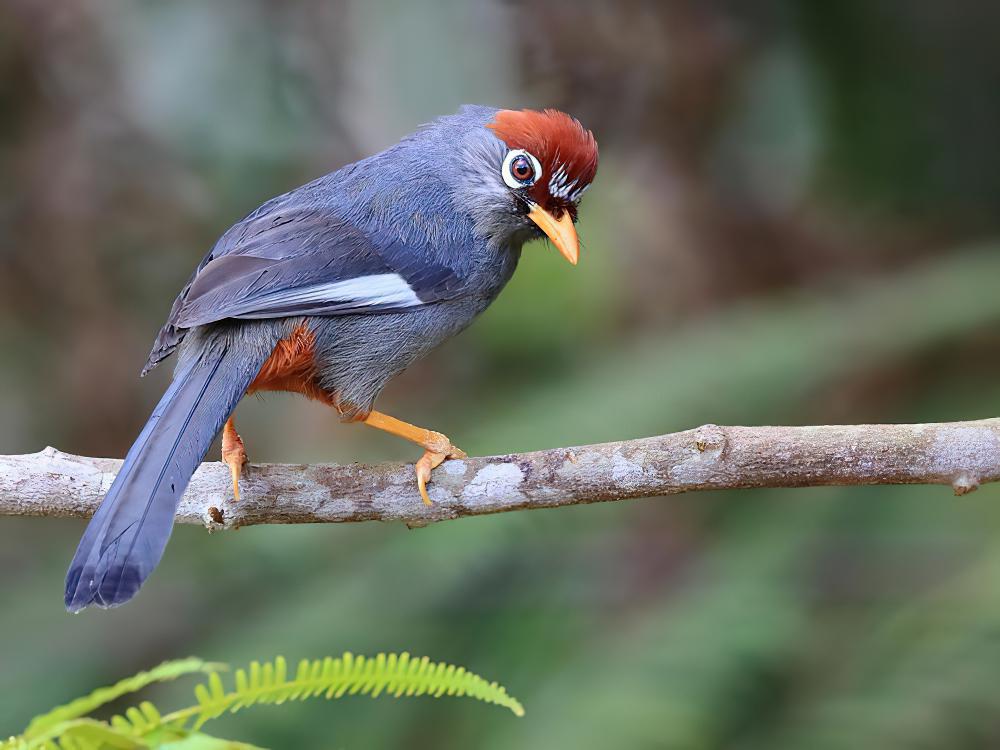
{"left": 2, "top": 419, "right": 998, "bottom": 530}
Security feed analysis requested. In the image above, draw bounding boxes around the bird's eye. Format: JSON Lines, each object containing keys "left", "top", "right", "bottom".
{"left": 502, "top": 149, "right": 542, "bottom": 189}
{"left": 511, "top": 156, "right": 532, "bottom": 180}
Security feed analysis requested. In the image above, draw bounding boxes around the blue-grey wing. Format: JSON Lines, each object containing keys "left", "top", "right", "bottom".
{"left": 142, "top": 196, "right": 466, "bottom": 373}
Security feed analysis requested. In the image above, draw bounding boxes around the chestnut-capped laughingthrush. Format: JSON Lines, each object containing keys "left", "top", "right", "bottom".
{"left": 65, "top": 106, "right": 599, "bottom": 611}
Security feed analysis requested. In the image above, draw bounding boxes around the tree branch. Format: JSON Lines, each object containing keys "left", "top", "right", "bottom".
{"left": 2, "top": 419, "right": 998, "bottom": 530}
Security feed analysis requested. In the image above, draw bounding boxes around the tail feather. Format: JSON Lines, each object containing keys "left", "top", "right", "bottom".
{"left": 65, "top": 340, "right": 266, "bottom": 612}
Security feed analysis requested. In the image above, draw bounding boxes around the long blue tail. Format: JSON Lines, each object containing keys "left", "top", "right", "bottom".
{"left": 65, "top": 341, "right": 264, "bottom": 611}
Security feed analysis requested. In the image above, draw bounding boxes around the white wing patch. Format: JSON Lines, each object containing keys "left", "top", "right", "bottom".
{"left": 249, "top": 273, "right": 423, "bottom": 310}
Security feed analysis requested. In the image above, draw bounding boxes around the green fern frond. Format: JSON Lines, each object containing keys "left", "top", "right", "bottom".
{"left": 108, "top": 702, "right": 168, "bottom": 737}
{"left": 24, "top": 659, "right": 223, "bottom": 741}
{"left": 10, "top": 718, "right": 147, "bottom": 750}
{"left": 182, "top": 652, "right": 524, "bottom": 727}
{"left": 5, "top": 652, "right": 522, "bottom": 750}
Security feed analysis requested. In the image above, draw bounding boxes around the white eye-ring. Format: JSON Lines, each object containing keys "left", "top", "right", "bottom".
{"left": 501, "top": 149, "right": 543, "bottom": 189}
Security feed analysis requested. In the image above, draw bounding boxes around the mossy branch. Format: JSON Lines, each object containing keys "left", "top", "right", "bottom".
{"left": 1, "top": 419, "right": 998, "bottom": 530}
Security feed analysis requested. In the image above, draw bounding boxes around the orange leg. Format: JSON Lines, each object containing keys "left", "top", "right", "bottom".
{"left": 221, "top": 416, "right": 247, "bottom": 501}
{"left": 362, "top": 411, "right": 466, "bottom": 506}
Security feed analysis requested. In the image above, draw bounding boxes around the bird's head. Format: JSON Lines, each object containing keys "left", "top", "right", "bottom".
{"left": 482, "top": 108, "right": 598, "bottom": 265}
{"left": 358, "top": 106, "right": 597, "bottom": 265}
{"left": 409, "top": 106, "right": 597, "bottom": 264}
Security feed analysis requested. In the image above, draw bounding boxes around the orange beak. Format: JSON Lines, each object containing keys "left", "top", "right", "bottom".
{"left": 528, "top": 204, "right": 579, "bottom": 265}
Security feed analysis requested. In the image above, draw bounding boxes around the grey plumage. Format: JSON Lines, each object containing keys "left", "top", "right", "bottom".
{"left": 144, "top": 105, "right": 526, "bottom": 373}
{"left": 166, "top": 104, "right": 527, "bottom": 415}
{"left": 66, "top": 105, "right": 545, "bottom": 610}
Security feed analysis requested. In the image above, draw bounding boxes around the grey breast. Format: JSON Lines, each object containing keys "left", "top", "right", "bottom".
{"left": 310, "top": 243, "right": 522, "bottom": 415}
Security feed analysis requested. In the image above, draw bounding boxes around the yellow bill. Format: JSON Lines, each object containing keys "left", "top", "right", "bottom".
{"left": 528, "top": 204, "right": 579, "bottom": 265}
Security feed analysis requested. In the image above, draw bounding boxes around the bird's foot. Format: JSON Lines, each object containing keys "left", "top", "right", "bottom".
{"left": 415, "top": 433, "right": 466, "bottom": 506}
{"left": 359, "top": 411, "right": 465, "bottom": 506}
{"left": 221, "top": 417, "right": 247, "bottom": 501}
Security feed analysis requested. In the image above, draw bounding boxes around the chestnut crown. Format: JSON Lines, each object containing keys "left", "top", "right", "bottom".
{"left": 487, "top": 108, "right": 599, "bottom": 220}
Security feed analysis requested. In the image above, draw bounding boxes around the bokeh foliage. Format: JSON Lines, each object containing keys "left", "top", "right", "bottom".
{"left": 2, "top": 1, "right": 1000, "bottom": 747}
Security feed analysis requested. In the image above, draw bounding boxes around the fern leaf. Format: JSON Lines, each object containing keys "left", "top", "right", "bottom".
{"left": 24, "top": 659, "right": 223, "bottom": 740}
{"left": 53, "top": 719, "right": 147, "bottom": 750}
{"left": 9, "top": 718, "right": 147, "bottom": 750}
{"left": 8, "top": 652, "right": 521, "bottom": 750}
{"left": 189, "top": 652, "right": 524, "bottom": 728}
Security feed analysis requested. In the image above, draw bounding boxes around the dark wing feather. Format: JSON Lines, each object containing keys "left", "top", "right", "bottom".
{"left": 143, "top": 196, "right": 467, "bottom": 373}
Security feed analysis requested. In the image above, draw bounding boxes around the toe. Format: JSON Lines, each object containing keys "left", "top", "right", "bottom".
{"left": 417, "top": 473, "right": 432, "bottom": 506}
{"left": 227, "top": 460, "right": 242, "bottom": 502}
{"left": 415, "top": 450, "right": 447, "bottom": 506}
{"left": 415, "top": 461, "right": 434, "bottom": 506}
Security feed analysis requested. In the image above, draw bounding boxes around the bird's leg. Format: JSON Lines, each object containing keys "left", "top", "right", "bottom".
{"left": 221, "top": 416, "right": 247, "bottom": 501}
{"left": 361, "top": 410, "right": 466, "bottom": 506}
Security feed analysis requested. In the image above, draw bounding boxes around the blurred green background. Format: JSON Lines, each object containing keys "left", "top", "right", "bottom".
{"left": 3, "top": 1, "right": 1000, "bottom": 747}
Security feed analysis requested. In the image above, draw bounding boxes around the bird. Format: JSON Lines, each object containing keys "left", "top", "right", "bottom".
{"left": 64, "top": 105, "right": 599, "bottom": 612}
